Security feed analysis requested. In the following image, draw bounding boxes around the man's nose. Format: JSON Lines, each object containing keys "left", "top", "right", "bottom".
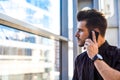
{"left": 75, "top": 32, "right": 79, "bottom": 37}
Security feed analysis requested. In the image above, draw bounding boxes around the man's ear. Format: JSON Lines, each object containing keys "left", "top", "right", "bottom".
{"left": 94, "top": 28, "right": 100, "bottom": 33}
{"left": 94, "top": 28, "right": 104, "bottom": 39}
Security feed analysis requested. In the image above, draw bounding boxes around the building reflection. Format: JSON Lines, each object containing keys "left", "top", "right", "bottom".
{"left": 0, "top": 25, "right": 60, "bottom": 80}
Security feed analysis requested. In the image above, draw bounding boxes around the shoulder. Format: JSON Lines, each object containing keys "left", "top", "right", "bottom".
{"left": 115, "top": 47, "right": 120, "bottom": 52}
{"left": 108, "top": 45, "right": 120, "bottom": 54}
{"left": 108, "top": 45, "right": 120, "bottom": 59}
{"left": 108, "top": 45, "right": 117, "bottom": 51}
{"left": 105, "top": 44, "right": 119, "bottom": 54}
{"left": 115, "top": 47, "right": 120, "bottom": 56}
{"left": 113, "top": 47, "right": 120, "bottom": 71}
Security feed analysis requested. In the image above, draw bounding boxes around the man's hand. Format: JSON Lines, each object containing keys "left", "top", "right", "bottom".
{"left": 84, "top": 31, "right": 98, "bottom": 59}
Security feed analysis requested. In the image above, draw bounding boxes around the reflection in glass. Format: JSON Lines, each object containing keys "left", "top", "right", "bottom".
{"left": 99, "top": 0, "right": 114, "bottom": 18}
{"left": 0, "top": 25, "right": 60, "bottom": 80}
{"left": 0, "top": 0, "right": 60, "bottom": 35}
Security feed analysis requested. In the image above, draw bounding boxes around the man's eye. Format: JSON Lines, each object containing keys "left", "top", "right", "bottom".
{"left": 78, "top": 30, "right": 82, "bottom": 33}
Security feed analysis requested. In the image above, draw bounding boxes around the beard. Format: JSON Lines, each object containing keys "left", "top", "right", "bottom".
{"left": 78, "top": 39, "right": 85, "bottom": 47}
{"left": 79, "top": 43, "right": 85, "bottom": 47}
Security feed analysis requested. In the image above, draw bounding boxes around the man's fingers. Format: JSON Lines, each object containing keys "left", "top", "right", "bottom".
{"left": 85, "top": 39, "right": 93, "bottom": 44}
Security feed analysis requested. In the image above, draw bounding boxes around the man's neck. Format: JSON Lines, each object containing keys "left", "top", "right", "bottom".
{"left": 97, "top": 36, "right": 106, "bottom": 48}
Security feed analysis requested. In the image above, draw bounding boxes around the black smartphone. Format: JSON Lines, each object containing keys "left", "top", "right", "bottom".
{"left": 88, "top": 31, "right": 99, "bottom": 41}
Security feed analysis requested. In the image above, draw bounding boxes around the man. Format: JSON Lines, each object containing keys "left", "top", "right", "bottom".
{"left": 73, "top": 9, "right": 120, "bottom": 80}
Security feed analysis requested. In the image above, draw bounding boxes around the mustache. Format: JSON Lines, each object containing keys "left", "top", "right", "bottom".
{"left": 77, "top": 37, "right": 81, "bottom": 40}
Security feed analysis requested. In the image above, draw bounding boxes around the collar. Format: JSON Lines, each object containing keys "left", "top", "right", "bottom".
{"left": 99, "top": 40, "right": 109, "bottom": 50}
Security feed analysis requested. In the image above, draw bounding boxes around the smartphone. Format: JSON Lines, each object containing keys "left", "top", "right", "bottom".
{"left": 88, "top": 31, "right": 99, "bottom": 41}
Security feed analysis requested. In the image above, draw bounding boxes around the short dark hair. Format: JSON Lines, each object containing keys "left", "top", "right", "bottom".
{"left": 77, "top": 9, "right": 107, "bottom": 37}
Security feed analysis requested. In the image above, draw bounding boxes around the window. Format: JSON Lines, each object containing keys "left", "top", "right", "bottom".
{"left": 0, "top": 25, "right": 60, "bottom": 80}
{"left": 0, "top": 0, "right": 60, "bottom": 35}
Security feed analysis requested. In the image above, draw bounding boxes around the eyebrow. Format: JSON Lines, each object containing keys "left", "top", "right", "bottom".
{"left": 78, "top": 28, "right": 82, "bottom": 31}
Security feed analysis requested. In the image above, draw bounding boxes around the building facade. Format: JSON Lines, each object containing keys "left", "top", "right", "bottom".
{"left": 0, "top": 0, "right": 69, "bottom": 80}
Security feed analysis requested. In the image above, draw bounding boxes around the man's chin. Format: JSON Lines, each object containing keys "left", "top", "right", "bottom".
{"left": 78, "top": 44, "right": 84, "bottom": 47}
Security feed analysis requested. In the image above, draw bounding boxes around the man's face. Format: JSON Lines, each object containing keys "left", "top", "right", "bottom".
{"left": 75, "top": 21, "right": 89, "bottom": 47}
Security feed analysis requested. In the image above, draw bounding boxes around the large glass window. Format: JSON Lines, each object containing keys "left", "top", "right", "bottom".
{"left": 99, "top": 0, "right": 114, "bottom": 18}
{"left": 0, "top": 0, "right": 60, "bottom": 35}
{"left": 0, "top": 25, "right": 60, "bottom": 80}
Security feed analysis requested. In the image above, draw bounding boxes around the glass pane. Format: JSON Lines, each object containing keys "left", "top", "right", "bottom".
{"left": 0, "top": 25, "right": 60, "bottom": 80}
{"left": 0, "top": 0, "right": 60, "bottom": 35}
{"left": 99, "top": 0, "right": 114, "bottom": 18}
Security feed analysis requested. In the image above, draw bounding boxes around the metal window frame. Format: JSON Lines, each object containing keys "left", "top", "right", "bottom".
{"left": 117, "top": 0, "right": 120, "bottom": 47}
{"left": 0, "top": 13, "right": 68, "bottom": 42}
{"left": 0, "top": 11, "right": 69, "bottom": 80}
{"left": 59, "top": 0, "right": 69, "bottom": 80}
{"left": 0, "top": 1, "right": 70, "bottom": 79}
